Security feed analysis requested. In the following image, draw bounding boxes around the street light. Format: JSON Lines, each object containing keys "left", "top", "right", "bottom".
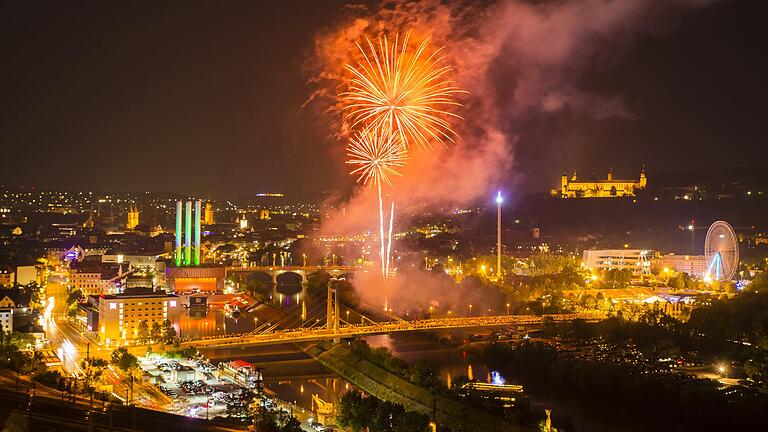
{"left": 718, "top": 364, "right": 727, "bottom": 376}
{"left": 687, "top": 220, "right": 695, "bottom": 254}
{"left": 468, "top": 304, "right": 473, "bottom": 317}
{"left": 506, "top": 303, "right": 510, "bottom": 315}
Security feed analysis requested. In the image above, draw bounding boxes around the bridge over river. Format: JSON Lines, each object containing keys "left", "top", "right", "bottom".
{"left": 181, "top": 312, "right": 606, "bottom": 349}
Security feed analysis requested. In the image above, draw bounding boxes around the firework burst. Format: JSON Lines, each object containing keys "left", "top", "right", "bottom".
{"left": 346, "top": 127, "right": 408, "bottom": 187}
{"left": 342, "top": 31, "right": 463, "bottom": 151}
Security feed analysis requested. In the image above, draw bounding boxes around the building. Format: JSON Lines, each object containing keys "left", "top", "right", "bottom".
{"left": 0, "top": 268, "right": 13, "bottom": 287}
{"left": 78, "top": 295, "right": 101, "bottom": 333}
{"left": 14, "top": 265, "right": 39, "bottom": 285}
{"left": 70, "top": 261, "right": 121, "bottom": 296}
{"left": 165, "top": 266, "right": 225, "bottom": 294}
{"left": 126, "top": 204, "right": 139, "bottom": 229}
{"left": 653, "top": 254, "right": 707, "bottom": 277}
{"left": 237, "top": 213, "right": 248, "bottom": 230}
{"left": 582, "top": 249, "right": 652, "bottom": 275}
{"left": 555, "top": 169, "right": 647, "bottom": 198}
{"left": 0, "top": 288, "right": 32, "bottom": 308}
{"left": 219, "top": 359, "right": 262, "bottom": 388}
{"left": 203, "top": 202, "right": 214, "bottom": 225}
{"left": 0, "top": 288, "right": 38, "bottom": 339}
{"left": 97, "top": 288, "right": 181, "bottom": 345}
{"left": 175, "top": 200, "right": 202, "bottom": 266}
{"left": 102, "top": 252, "right": 162, "bottom": 268}
{"left": 0, "top": 309, "right": 12, "bottom": 332}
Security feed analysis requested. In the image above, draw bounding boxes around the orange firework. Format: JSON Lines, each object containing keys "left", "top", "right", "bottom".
{"left": 345, "top": 127, "right": 406, "bottom": 281}
{"left": 346, "top": 127, "right": 408, "bottom": 187}
{"left": 342, "top": 31, "right": 463, "bottom": 151}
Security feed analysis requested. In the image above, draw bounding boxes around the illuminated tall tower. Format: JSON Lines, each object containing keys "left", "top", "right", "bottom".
{"left": 194, "top": 200, "right": 201, "bottom": 266}
{"left": 496, "top": 191, "right": 503, "bottom": 280}
{"left": 126, "top": 204, "right": 139, "bottom": 229}
{"left": 175, "top": 199, "right": 203, "bottom": 267}
{"left": 175, "top": 201, "right": 182, "bottom": 266}
{"left": 185, "top": 201, "right": 192, "bottom": 265}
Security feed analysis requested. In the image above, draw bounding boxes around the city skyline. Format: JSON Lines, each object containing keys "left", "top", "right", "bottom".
{"left": 1, "top": 0, "right": 766, "bottom": 198}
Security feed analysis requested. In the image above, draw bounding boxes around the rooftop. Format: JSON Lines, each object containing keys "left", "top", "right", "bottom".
{"left": 100, "top": 287, "right": 177, "bottom": 300}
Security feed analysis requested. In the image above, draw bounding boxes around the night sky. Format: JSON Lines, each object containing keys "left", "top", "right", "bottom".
{"left": 1, "top": 0, "right": 765, "bottom": 199}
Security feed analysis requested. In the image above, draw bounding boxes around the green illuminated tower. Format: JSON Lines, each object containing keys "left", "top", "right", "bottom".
{"left": 184, "top": 200, "right": 192, "bottom": 266}
{"left": 194, "top": 200, "right": 201, "bottom": 265}
{"left": 175, "top": 200, "right": 182, "bottom": 266}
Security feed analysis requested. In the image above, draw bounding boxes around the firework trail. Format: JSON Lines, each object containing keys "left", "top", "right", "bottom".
{"left": 342, "top": 32, "right": 463, "bottom": 310}
{"left": 346, "top": 127, "right": 407, "bottom": 292}
{"left": 342, "top": 31, "right": 463, "bottom": 151}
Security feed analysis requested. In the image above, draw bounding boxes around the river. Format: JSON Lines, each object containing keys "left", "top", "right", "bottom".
{"left": 183, "top": 292, "right": 661, "bottom": 431}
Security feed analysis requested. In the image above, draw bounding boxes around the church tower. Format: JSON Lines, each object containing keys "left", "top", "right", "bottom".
{"left": 126, "top": 204, "right": 139, "bottom": 229}
{"left": 203, "top": 202, "right": 214, "bottom": 225}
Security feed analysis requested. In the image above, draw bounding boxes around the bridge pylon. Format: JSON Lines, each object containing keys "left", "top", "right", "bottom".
{"left": 327, "top": 279, "right": 340, "bottom": 334}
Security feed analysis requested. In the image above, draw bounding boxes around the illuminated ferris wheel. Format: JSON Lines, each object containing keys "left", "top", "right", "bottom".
{"left": 704, "top": 221, "right": 739, "bottom": 281}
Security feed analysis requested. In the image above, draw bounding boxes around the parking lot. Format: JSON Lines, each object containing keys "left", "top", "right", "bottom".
{"left": 139, "top": 355, "right": 255, "bottom": 420}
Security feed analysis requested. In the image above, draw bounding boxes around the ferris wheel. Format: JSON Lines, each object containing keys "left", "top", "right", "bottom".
{"left": 704, "top": 220, "right": 739, "bottom": 281}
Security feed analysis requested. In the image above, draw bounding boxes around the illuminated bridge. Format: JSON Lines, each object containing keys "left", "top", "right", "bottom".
{"left": 226, "top": 265, "right": 361, "bottom": 272}
{"left": 225, "top": 265, "right": 362, "bottom": 284}
{"left": 181, "top": 312, "right": 606, "bottom": 349}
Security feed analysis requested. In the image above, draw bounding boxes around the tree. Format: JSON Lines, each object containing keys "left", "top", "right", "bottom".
{"left": 278, "top": 416, "right": 302, "bottom": 432}
{"left": 110, "top": 347, "right": 138, "bottom": 373}
{"left": 338, "top": 391, "right": 429, "bottom": 432}
{"left": 251, "top": 407, "right": 279, "bottom": 432}
{"left": 161, "top": 319, "right": 177, "bottom": 343}
{"left": 150, "top": 321, "right": 163, "bottom": 342}
{"left": 66, "top": 288, "right": 84, "bottom": 317}
{"left": 80, "top": 358, "right": 108, "bottom": 394}
{"left": 410, "top": 358, "right": 441, "bottom": 391}
{"left": 248, "top": 402, "right": 303, "bottom": 432}
{"left": 0, "top": 332, "right": 33, "bottom": 372}
{"left": 67, "top": 288, "right": 84, "bottom": 305}
{"left": 137, "top": 321, "right": 150, "bottom": 344}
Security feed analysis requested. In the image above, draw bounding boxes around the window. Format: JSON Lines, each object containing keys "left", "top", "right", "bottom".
{"left": 169, "top": 300, "right": 177, "bottom": 307}
{"left": 109, "top": 303, "right": 117, "bottom": 310}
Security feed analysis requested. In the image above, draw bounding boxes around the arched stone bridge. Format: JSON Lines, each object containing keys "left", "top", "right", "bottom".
{"left": 225, "top": 265, "right": 362, "bottom": 285}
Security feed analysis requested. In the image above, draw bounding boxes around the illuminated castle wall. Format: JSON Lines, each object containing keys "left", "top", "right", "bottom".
{"left": 175, "top": 200, "right": 202, "bottom": 266}
{"left": 555, "top": 169, "right": 647, "bottom": 198}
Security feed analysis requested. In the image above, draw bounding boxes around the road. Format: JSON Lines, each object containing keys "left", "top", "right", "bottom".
{"left": 41, "top": 273, "right": 168, "bottom": 409}
{"left": 0, "top": 372, "right": 245, "bottom": 431}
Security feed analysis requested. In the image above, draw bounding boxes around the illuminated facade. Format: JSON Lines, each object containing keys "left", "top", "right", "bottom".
{"left": 126, "top": 204, "right": 139, "bottom": 229}
{"left": 654, "top": 254, "right": 706, "bottom": 277}
{"left": 555, "top": 169, "right": 647, "bottom": 198}
{"left": 165, "top": 266, "right": 225, "bottom": 294}
{"left": 582, "top": 249, "right": 652, "bottom": 275}
{"left": 98, "top": 288, "right": 180, "bottom": 344}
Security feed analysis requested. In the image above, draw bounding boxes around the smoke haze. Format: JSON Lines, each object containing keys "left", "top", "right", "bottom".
{"left": 304, "top": 0, "right": 719, "bottom": 307}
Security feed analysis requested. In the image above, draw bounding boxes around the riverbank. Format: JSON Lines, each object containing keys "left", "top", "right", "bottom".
{"left": 305, "top": 340, "right": 533, "bottom": 432}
